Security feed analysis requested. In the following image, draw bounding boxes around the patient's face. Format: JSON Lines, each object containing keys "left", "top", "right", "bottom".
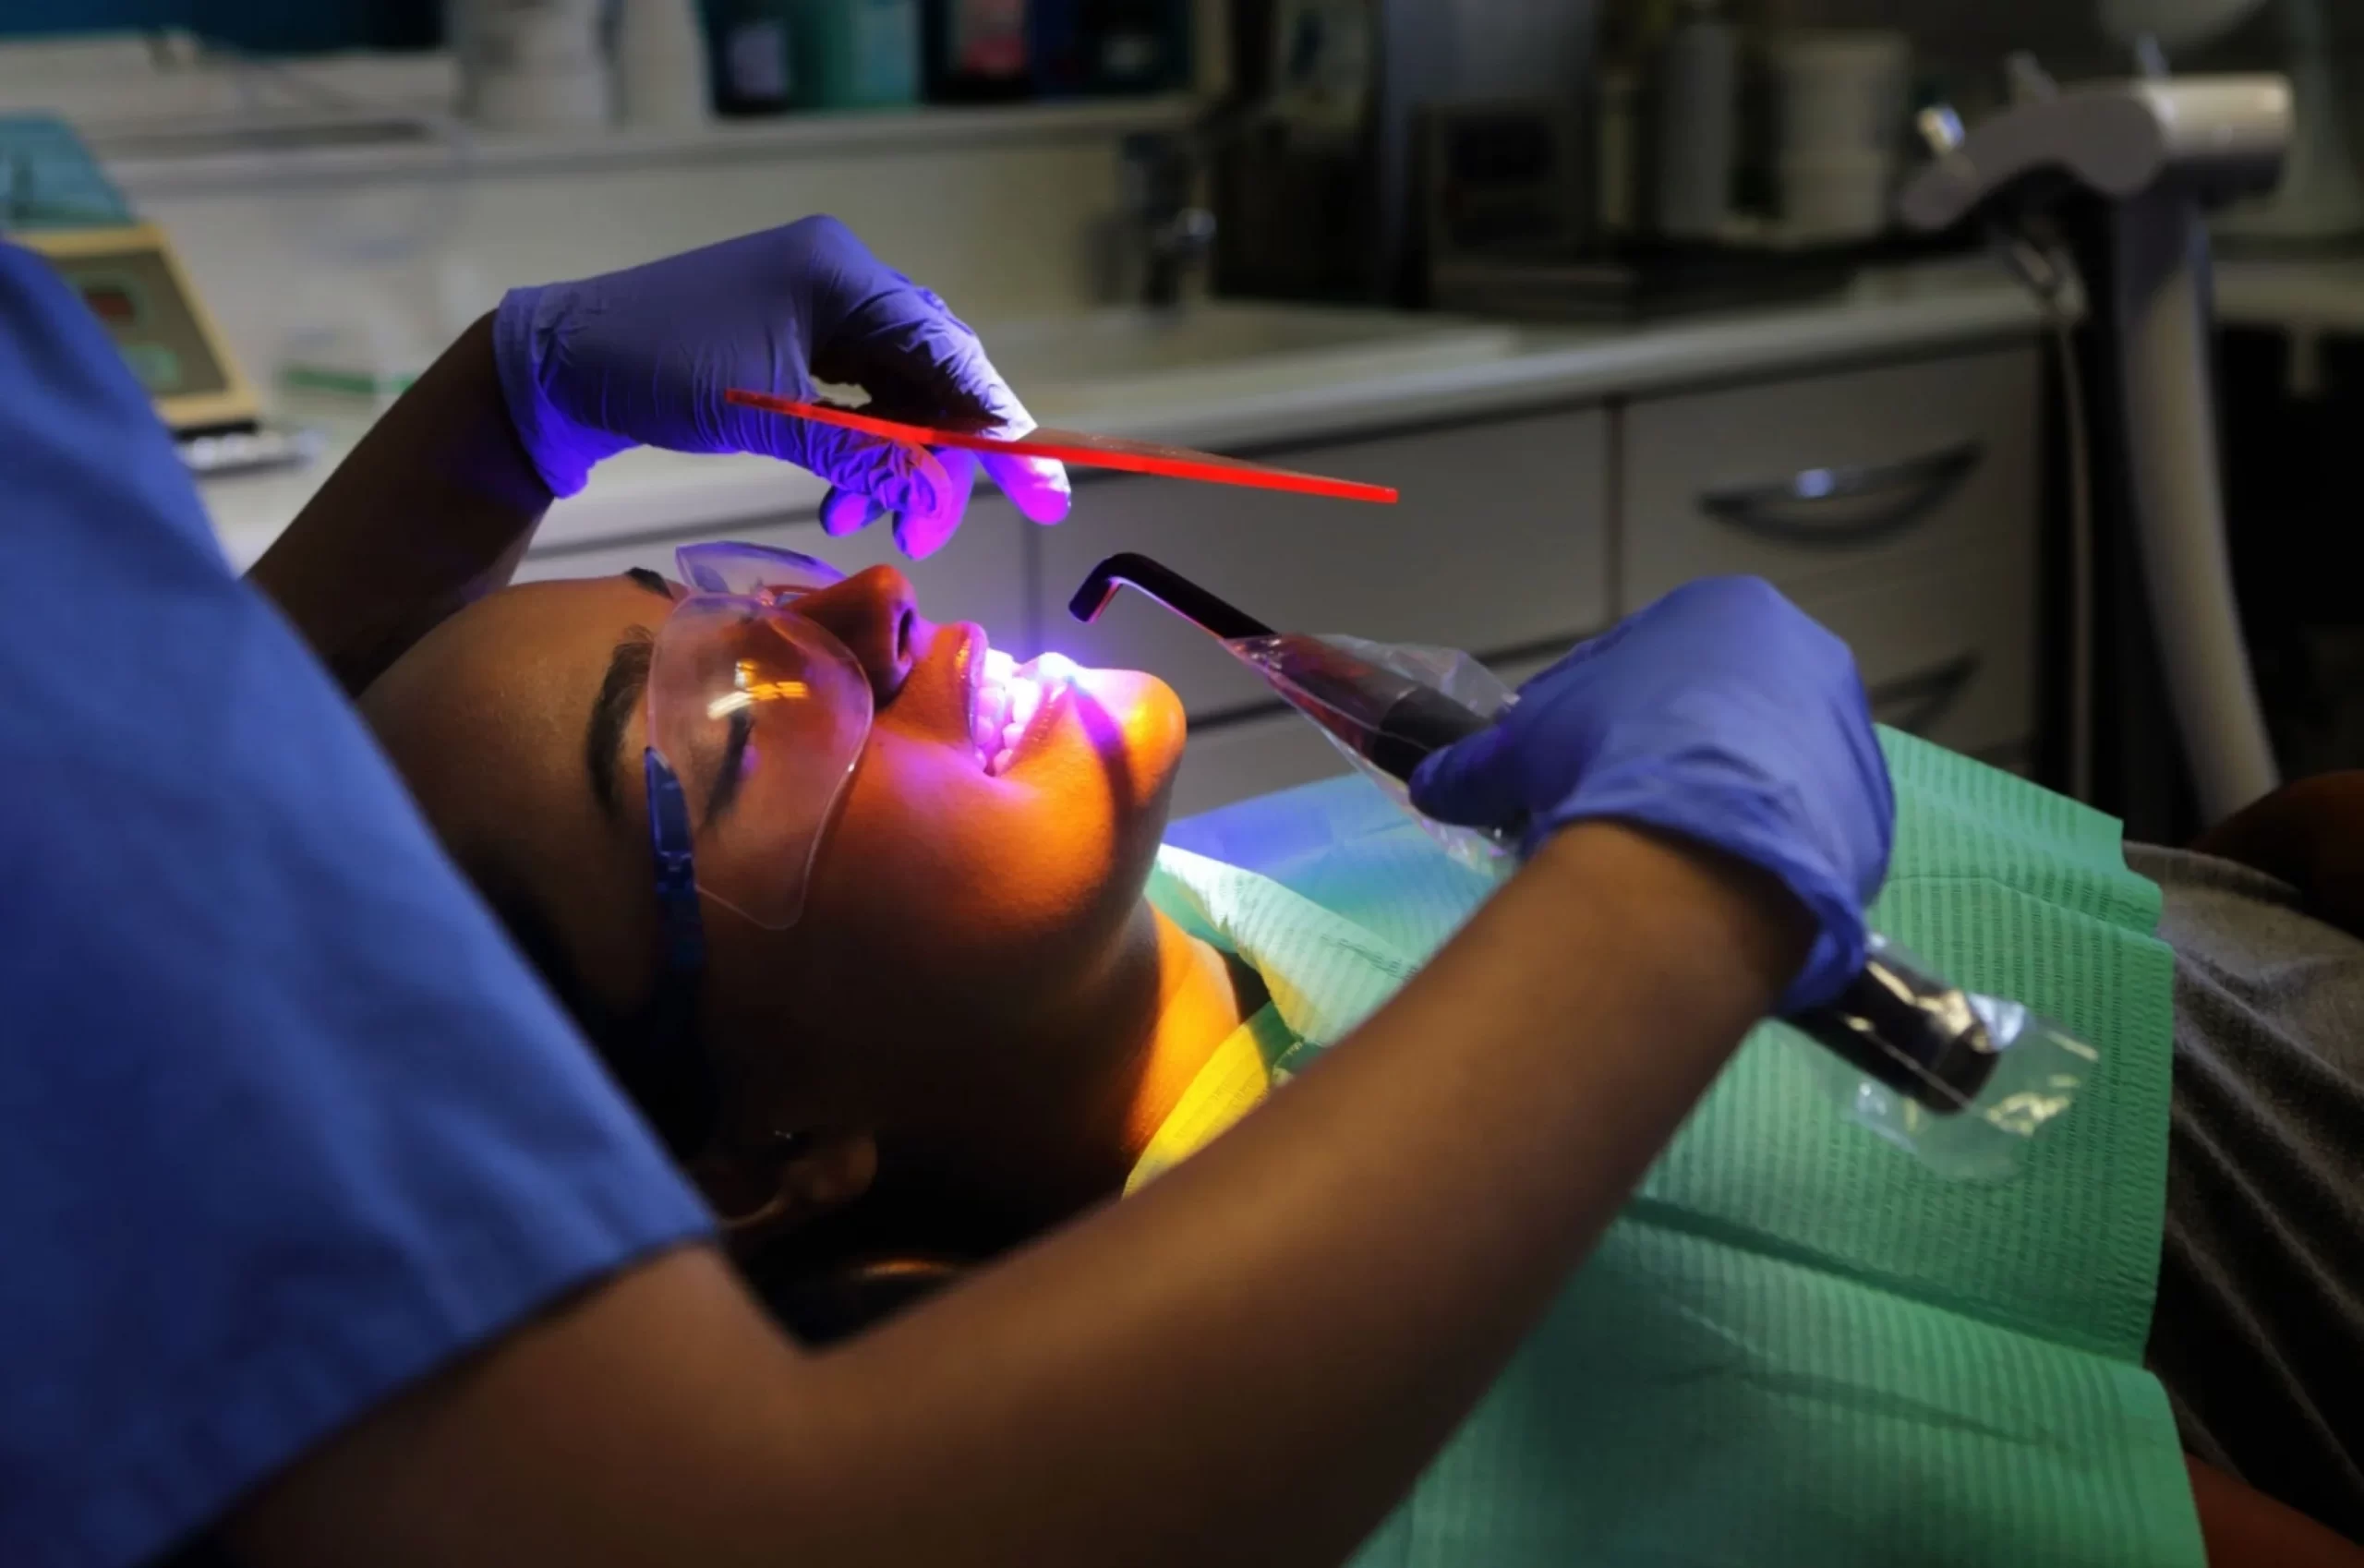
{"left": 367, "top": 562, "right": 1188, "bottom": 1186}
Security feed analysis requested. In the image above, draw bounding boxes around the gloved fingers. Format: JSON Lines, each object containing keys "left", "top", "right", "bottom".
{"left": 818, "top": 486, "right": 887, "bottom": 537}
{"left": 850, "top": 339, "right": 1071, "bottom": 525}
{"left": 980, "top": 449, "right": 1072, "bottom": 524}
{"left": 947, "top": 368, "right": 1068, "bottom": 523}
{"left": 794, "top": 424, "right": 954, "bottom": 527}
{"left": 790, "top": 231, "right": 1072, "bottom": 524}
{"left": 961, "top": 376, "right": 1069, "bottom": 524}
{"left": 813, "top": 274, "right": 1008, "bottom": 421}
{"left": 1409, "top": 724, "right": 1528, "bottom": 830}
{"left": 1521, "top": 616, "right": 1635, "bottom": 691}
{"left": 892, "top": 447, "right": 980, "bottom": 560}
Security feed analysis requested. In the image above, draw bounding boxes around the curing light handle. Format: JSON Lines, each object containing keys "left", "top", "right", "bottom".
{"left": 1061, "top": 553, "right": 1996, "bottom": 1115}
{"left": 1328, "top": 674, "right": 1997, "bottom": 1115}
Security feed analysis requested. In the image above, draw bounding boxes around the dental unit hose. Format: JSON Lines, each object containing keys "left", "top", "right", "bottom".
{"left": 1072, "top": 554, "right": 2098, "bottom": 1176}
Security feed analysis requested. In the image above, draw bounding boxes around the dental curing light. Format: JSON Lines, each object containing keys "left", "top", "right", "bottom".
{"left": 1070, "top": 552, "right": 2018, "bottom": 1121}
{"left": 1899, "top": 71, "right": 2286, "bottom": 827}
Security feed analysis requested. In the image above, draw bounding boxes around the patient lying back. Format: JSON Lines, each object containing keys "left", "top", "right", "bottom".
{"left": 363, "top": 561, "right": 2364, "bottom": 1561}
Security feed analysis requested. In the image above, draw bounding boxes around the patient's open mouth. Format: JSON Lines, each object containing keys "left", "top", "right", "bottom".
{"left": 969, "top": 637, "right": 1076, "bottom": 777}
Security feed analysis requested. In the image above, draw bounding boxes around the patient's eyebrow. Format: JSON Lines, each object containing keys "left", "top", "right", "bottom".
{"left": 587, "top": 629, "right": 656, "bottom": 821}
{"left": 585, "top": 570, "right": 679, "bottom": 818}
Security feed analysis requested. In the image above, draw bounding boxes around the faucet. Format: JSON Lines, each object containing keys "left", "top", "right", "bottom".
{"left": 1117, "top": 128, "right": 1218, "bottom": 308}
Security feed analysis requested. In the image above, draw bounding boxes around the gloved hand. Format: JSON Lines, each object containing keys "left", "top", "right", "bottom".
{"left": 493, "top": 215, "right": 1070, "bottom": 559}
{"left": 1410, "top": 576, "right": 1893, "bottom": 1013}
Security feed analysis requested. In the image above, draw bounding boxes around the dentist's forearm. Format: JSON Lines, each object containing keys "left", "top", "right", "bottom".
{"left": 247, "top": 314, "right": 550, "bottom": 695}
{"left": 226, "top": 822, "right": 1805, "bottom": 1568}
{"left": 802, "top": 819, "right": 1808, "bottom": 1565}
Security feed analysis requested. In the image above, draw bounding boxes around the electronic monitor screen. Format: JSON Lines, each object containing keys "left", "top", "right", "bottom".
{"left": 48, "top": 243, "right": 229, "bottom": 402}
{"left": 79, "top": 280, "right": 139, "bottom": 324}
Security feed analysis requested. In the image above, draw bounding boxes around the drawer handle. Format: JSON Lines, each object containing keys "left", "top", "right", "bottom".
{"left": 1698, "top": 440, "right": 1984, "bottom": 548}
{"left": 1868, "top": 652, "right": 1981, "bottom": 738}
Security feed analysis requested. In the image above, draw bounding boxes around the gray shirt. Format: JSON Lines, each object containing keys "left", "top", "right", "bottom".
{"left": 2129, "top": 845, "right": 2364, "bottom": 1541}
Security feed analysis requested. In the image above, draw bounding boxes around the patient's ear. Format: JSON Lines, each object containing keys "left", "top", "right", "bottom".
{"left": 689, "top": 1130, "right": 879, "bottom": 1253}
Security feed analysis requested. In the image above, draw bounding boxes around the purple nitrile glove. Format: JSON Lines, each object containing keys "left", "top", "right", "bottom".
{"left": 1409, "top": 576, "right": 1895, "bottom": 1014}
{"left": 492, "top": 215, "right": 1070, "bottom": 559}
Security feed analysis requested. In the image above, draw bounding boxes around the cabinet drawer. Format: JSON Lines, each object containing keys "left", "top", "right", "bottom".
{"left": 512, "top": 500, "right": 1031, "bottom": 654}
{"left": 1621, "top": 346, "right": 2040, "bottom": 608}
{"left": 1791, "top": 548, "right": 2035, "bottom": 761}
{"left": 1041, "top": 409, "right": 1610, "bottom": 718}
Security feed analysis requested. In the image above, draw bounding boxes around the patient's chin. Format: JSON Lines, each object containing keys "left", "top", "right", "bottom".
{"left": 1073, "top": 668, "right": 1187, "bottom": 816}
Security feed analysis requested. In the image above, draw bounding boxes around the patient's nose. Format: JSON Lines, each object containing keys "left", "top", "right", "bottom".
{"left": 793, "top": 565, "right": 927, "bottom": 701}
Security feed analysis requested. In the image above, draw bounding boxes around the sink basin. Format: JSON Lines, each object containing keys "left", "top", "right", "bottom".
{"left": 971, "top": 303, "right": 1524, "bottom": 420}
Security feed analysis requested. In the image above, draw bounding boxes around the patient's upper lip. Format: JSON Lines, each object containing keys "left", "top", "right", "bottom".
{"left": 962, "top": 624, "right": 986, "bottom": 730}
{"left": 959, "top": 624, "right": 1004, "bottom": 771}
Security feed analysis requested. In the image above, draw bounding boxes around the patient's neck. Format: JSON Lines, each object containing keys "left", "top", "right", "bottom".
{"left": 1119, "top": 910, "right": 1270, "bottom": 1158}
{"left": 991, "top": 904, "right": 1265, "bottom": 1230}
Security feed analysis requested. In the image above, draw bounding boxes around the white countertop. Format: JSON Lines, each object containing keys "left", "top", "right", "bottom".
{"left": 201, "top": 258, "right": 2047, "bottom": 573}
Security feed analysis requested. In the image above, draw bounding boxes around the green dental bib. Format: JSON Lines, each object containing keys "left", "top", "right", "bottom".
{"left": 1151, "top": 729, "right": 2192, "bottom": 1566}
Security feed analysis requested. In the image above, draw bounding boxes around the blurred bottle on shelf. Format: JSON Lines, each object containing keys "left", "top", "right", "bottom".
{"left": 705, "top": 0, "right": 798, "bottom": 115}
{"left": 799, "top": 0, "right": 923, "bottom": 108}
{"left": 451, "top": 0, "right": 611, "bottom": 129}
{"left": 1650, "top": 0, "right": 1738, "bottom": 240}
{"left": 1032, "top": 0, "right": 1189, "bottom": 97}
{"left": 616, "top": 0, "right": 713, "bottom": 127}
{"left": 926, "top": 0, "right": 1032, "bottom": 101}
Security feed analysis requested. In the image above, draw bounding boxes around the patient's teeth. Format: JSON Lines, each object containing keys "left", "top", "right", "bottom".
{"left": 1008, "top": 678, "right": 1042, "bottom": 732}
{"left": 976, "top": 651, "right": 1075, "bottom": 775}
{"left": 1019, "top": 652, "right": 1075, "bottom": 687}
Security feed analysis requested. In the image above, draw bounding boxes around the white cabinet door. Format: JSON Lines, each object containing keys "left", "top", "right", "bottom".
{"left": 1621, "top": 346, "right": 2041, "bottom": 609}
{"left": 512, "top": 497, "right": 1032, "bottom": 655}
{"left": 1791, "top": 542, "right": 2036, "bottom": 763}
{"left": 1040, "top": 409, "right": 1610, "bottom": 718}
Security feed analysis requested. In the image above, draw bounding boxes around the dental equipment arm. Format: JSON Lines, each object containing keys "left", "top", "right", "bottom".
{"left": 223, "top": 824, "right": 1811, "bottom": 1568}
{"left": 1898, "top": 74, "right": 2289, "bottom": 826}
{"left": 247, "top": 314, "right": 554, "bottom": 696}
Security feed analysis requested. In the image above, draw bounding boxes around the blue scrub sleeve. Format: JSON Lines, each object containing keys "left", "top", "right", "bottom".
{"left": 0, "top": 246, "right": 714, "bottom": 1568}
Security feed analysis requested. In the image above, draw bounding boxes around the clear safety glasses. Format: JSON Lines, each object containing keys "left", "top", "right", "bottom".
{"left": 643, "top": 539, "right": 874, "bottom": 935}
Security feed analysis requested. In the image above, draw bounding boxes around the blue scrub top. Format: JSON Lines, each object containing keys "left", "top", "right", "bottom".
{"left": 0, "top": 245, "right": 712, "bottom": 1568}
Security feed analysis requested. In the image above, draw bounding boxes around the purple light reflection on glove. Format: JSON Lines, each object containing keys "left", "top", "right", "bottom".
{"left": 493, "top": 215, "right": 1071, "bottom": 559}
{"left": 1409, "top": 576, "right": 1895, "bottom": 1014}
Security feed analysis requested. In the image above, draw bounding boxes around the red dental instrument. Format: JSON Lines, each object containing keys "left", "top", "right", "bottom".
{"left": 724, "top": 389, "right": 1400, "bottom": 504}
